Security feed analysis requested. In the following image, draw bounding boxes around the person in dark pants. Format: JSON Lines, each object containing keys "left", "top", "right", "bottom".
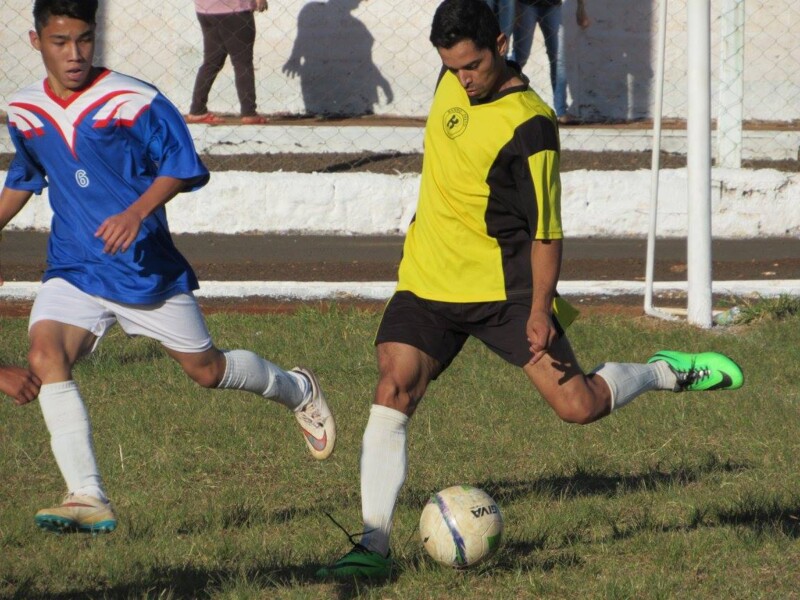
{"left": 482, "top": 0, "right": 515, "bottom": 42}
{"left": 512, "top": 0, "right": 590, "bottom": 124}
{"left": 188, "top": 0, "right": 268, "bottom": 124}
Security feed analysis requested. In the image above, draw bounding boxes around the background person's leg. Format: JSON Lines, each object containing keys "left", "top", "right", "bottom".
{"left": 539, "top": 4, "right": 567, "bottom": 116}
{"left": 221, "top": 11, "right": 258, "bottom": 117}
{"left": 190, "top": 13, "right": 229, "bottom": 116}
{"left": 511, "top": 3, "right": 543, "bottom": 68}
{"left": 496, "top": 0, "right": 516, "bottom": 45}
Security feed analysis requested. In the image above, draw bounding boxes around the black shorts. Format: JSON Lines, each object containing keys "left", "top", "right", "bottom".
{"left": 375, "top": 291, "right": 567, "bottom": 371}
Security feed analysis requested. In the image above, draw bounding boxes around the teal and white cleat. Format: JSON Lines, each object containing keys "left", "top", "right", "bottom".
{"left": 648, "top": 350, "right": 744, "bottom": 392}
{"left": 35, "top": 493, "right": 117, "bottom": 534}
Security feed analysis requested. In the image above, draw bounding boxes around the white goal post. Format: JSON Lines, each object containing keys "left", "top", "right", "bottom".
{"left": 645, "top": 0, "right": 717, "bottom": 328}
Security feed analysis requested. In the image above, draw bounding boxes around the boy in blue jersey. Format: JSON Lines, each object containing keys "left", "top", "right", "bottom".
{"left": 0, "top": 0, "right": 335, "bottom": 534}
{"left": 317, "top": 0, "right": 743, "bottom": 579}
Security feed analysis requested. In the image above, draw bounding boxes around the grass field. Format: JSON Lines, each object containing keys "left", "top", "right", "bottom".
{"left": 1, "top": 305, "right": 799, "bottom": 599}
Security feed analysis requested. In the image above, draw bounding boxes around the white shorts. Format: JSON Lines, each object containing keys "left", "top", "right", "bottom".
{"left": 29, "top": 278, "right": 213, "bottom": 353}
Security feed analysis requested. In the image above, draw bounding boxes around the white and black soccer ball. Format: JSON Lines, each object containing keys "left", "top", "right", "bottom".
{"left": 419, "top": 485, "right": 504, "bottom": 568}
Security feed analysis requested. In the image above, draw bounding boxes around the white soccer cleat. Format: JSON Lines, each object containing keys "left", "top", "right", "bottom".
{"left": 35, "top": 493, "right": 117, "bottom": 534}
{"left": 292, "top": 367, "right": 336, "bottom": 460}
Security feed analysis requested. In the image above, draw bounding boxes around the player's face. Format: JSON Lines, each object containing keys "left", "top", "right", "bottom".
{"left": 437, "top": 35, "right": 507, "bottom": 100}
{"left": 29, "top": 16, "right": 96, "bottom": 99}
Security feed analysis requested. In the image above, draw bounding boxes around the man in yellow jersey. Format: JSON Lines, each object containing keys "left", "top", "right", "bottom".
{"left": 317, "top": 0, "right": 743, "bottom": 579}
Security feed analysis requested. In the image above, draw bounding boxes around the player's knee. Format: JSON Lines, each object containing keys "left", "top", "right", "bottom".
{"left": 555, "top": 407, "right": 596, "bottom": 425}
{"left": 374, "top": 376, "right": 417, "bottom": 415}
{"left": 549, "top": 393, "right": 604, "bottom": 425}
{"left": 173, "top": 350, "right": 225, "bottom": 389}
{"left": 179, "top": 359, "right": 223, "bottom": 388}
{"left": 185, "top": 366, "right": 221, "bottom": 389}
{"left": 27, "top": 344, "right": 67, "bottom": 377}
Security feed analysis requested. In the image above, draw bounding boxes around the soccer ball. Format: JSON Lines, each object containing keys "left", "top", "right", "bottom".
{"left": 419, "top": 485, "right": 503, "bottom": 568}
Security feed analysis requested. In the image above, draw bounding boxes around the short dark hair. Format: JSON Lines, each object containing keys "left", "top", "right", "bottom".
{"left": 33, "top": 0, "right": 98, "bottom": 33}
{"left": 429, "top": 0, "right": 501, "bottom": 51}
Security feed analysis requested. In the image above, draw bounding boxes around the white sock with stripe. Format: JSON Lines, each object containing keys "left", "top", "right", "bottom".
{"left": 359, "top": 404, "right": 409, "bottom": 557}
{"left": 591, "top": 361, "right": 677, "bottom": 411}
{"left": 38, "top": 381, "right": 107, "bottom": 502}
{"left": 218, "top": 349, "right": 309, "bottom": 411}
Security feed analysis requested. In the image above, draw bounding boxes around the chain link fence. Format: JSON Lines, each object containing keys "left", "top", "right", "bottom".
{"left": 1, "top": 0, "right": 798, "bottom": 173}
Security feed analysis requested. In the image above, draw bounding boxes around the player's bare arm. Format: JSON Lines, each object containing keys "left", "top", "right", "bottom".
{"left": 0, "top": 187, "right": 35, "bottom": 285}
{"left": 0, "top": 187, "right": 34, "bottom": 231}
{"left": 527, "top": 238, "right": 563, "bottom": 365}
{"left": 0, "top": 365, "right": 41, "bottom": 406}
{"left": 94, "top": 176, "right": 187, "bottom": 254}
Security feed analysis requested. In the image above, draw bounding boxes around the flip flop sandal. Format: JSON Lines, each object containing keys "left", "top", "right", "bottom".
{"left": 240, "top": 115, "right": 269, "bottom": 124}
{"left": 186, "top": 112, "right": 224, "bottom": 124}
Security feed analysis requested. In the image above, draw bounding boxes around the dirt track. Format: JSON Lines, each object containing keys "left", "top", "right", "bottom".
{"left": 2, "top": 232, "right": 799, "bottom": 316}
{"left": 3, "top": 232, "right": 800, "bottom": 283}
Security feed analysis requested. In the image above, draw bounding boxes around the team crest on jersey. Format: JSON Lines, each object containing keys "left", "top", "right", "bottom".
{"left": 442, "top": 107, "right": 469, "bottom": 139}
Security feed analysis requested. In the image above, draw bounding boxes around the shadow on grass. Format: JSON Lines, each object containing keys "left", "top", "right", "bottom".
{"left": 469, "top": 455, "right": 749, "bottom": 504}
{"left": 473, "top": 499, "right": 800, "bottom": 576}
{"left": 161, "top": 502, "right": 341, "bottom": 538}
{"left": 494, "top": 541, "right": 584, "bottom": 573}
{"left": 395, "top": 455, "right": 747, "bottom": 511}
{"left": 7, "top": 561, "right": 398, "bottom": 600}
{"left": 716, "top": 502, "right": 800, "bottom": 538}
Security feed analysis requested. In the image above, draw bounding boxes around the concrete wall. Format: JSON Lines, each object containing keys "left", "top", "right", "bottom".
{"left": 2, "top": 0, "right": 798, "bottom": 122}
{"left": 4, "top": 167, "right": 798, "bottom": 239}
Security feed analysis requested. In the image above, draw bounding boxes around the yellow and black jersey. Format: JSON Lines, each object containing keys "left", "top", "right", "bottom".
{"left": 397, "top": 67, "right": 563, "bottom": 303}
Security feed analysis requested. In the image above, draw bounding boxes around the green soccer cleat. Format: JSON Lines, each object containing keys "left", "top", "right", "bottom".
{"left": 35, "top": 493, "right": 117, "bottom": 534}
{"left": 648, "top": 350, "right": 744, "bottom": 392}
{"left": 316, "top": 544, "right": 393, "bottom": 580}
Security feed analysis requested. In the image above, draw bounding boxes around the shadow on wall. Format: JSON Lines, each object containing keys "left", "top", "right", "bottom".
{"left": 565, "top": 0, "right": 654, "bottom": 122}
{"left": 281, "top": 0, "right": 394, "bottom": 117}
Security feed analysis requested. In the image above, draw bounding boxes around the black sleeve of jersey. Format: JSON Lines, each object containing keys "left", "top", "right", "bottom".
{"left": 511, "top": 115, "right": 560, "bottom": 232}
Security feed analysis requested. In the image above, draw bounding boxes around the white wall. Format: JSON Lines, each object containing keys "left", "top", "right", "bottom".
{"left": 4, "top": 168, "right": 798, "bottom": 239}
{"left": 2, "top": 0, "right": 798, "bottom": 122}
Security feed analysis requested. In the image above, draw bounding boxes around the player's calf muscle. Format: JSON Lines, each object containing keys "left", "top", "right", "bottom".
{"left": 555, "top": 377, "right": 611, "bottom": 423}
{"left": 168, "top": 348, "right": 225, "bottom": 388}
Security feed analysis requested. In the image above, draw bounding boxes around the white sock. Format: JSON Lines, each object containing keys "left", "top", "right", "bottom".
{"left": 218, "top": 349, "right": 308, "bottom": 411}
{"left": 359, "top": 404, "right": 409, "bottom": 557}
{"left": 38, "top": 381, "right": 107, "bottom": 502}
{"left": 592, "top": 361, "right": 677, "bottom": 411}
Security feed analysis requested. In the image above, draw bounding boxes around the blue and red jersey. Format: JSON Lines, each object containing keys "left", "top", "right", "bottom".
{"left": 4, "top": 69, "right": 210, "bottom": 304}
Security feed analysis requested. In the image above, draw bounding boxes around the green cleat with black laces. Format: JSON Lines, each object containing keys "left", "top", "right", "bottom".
{"left": 316, "top": 543, "right": 393, "bottom": 580}
{"left": 648, "top": 350, "right": 744, "bottom": 392}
